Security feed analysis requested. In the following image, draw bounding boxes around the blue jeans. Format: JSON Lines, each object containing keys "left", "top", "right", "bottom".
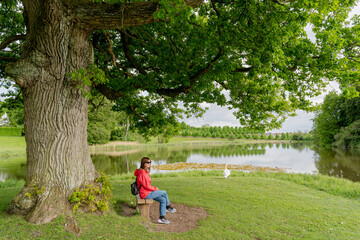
{"left": 145, "top": 190, "right": 170, "bottom": 217}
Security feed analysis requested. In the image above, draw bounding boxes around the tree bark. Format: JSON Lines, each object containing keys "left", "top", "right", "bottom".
{"left": 6, "top": 0, "right": 98, "bottom": 224}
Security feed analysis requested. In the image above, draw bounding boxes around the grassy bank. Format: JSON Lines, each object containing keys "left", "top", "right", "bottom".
{"left": 1, "top": 171, "right": 360, "bottom": 239}
{"left": 90, "top": 136, "right": 294, "bottom": 154}
{"left": 1, "top": 136, "right": 291, "bottom": 157}
{"left": 149, "top": 136, "right": 292, "bottom": 144}
{"left": 0, "top": 136, "right": 26, "bottom": 158}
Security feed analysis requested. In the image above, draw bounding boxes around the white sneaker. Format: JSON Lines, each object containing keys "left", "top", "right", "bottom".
{"left": 166, "top": 206, "right": 176, "bottom": 213}
{"left": 158, "top": 216, "right": 170, "bottom": 224}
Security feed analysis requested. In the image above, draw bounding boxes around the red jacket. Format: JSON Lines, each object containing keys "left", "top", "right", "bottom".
{"left": 134, "top": 169, "right": 158, "bottom": 199}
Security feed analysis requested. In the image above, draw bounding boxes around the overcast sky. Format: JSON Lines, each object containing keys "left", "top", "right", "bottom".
{"left": 1, "top": 4, "right": 359, "bottom": 133}
{"left": 182, "top": 82, "right": 340, "bottom": 132}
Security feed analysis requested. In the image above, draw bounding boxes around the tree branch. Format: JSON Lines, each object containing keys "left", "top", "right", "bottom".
{"left": 210, "top": 0, "right": 221, "bottom": 17}
{"left": 120, "top": 31, "right": 147, "bottom": 75}
{"left": 94, "top": 84, "right": 125, "bottom": 100}
{"left": 191, "top": 47, "right": 223, "bottom": 81}
{"left": 270, "top": 0, "right": 293, "bottom": 5}
{"left": 233, "top": 67, "right": 253, "bottom": 72}
{"left": 92, "top": 83, "right": 150, "bottom": 127}
{"left": 348, "top": 56, "right": 360, "bottom": 63}
{"left": 0, "top": 35, "right": 26, "bottom": 50}
{"left": 155, "top": 0, "right": 224, "bottom": 99}
{"left": 168, "top": 37, "right": 189, "bottom": 70}
{"left": 94, "top": 47, "right": 223, "bottom": 100}
{"left": 92, "top": 32, "right": 134, "bottom": 77}
{"left": 88, "top": 96, "right": 106, "bottom": 110}
{"left": 73, "top": 0, "right": 203, "bottom": 30}
{"left": 135, "top": 26, "right": 159, "bottom": 45}
{"left": 0, "top": 56, "right": 20, "bottom": 62}
{"left": 129, "top": 105, "right": 151, "bottom": 128}
{"left": 216, "top": 80, "right": 228, "bottom": 90}
{"left": 156, "top": 47, "right": 223, "bottom": 97}
{"left": 103, "top": 31, "right": 121, "bottom": 68}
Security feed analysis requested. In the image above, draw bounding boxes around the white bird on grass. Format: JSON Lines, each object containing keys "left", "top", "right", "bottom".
{"left": 223, "top": 164, "right": 231, "bottom": 178}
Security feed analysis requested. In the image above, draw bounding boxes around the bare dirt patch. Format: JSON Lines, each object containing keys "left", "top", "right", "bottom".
{"left": 119, "top": 202, "right": 208, "bottom": 233}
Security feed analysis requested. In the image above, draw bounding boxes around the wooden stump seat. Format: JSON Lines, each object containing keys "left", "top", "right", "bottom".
{"left": 136, "top": 198, "right": 154, "bottom": 220}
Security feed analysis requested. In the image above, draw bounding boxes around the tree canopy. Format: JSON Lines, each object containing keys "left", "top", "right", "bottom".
{"left": 1, "top": 0, "right": 358, "bottom": 132}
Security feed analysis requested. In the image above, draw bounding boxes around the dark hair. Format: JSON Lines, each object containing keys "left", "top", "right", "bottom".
{"left": 140, "top": 157, "right": 150, "bottom": 170}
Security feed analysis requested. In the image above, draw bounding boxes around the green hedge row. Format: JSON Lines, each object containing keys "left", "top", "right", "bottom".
{"left": 0, "top": 127, "right": 23, "bottom": 136}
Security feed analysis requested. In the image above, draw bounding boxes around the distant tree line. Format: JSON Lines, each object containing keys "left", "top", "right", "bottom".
{"left": 178, "top": 122, "right": 313, "bottom": 141}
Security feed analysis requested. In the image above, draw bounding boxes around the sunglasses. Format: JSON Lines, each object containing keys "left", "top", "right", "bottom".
{"left": 145, "top": 161, "right": 152, "bottom": 164}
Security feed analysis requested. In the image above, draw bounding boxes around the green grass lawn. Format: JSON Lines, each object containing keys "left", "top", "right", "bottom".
{"left": 1, "top": 171, "right": 360, "bottom": 239}
{"left": 0, "top": 136, "right": 26, "bottom": 158}
{"left": 0, "top": 136, "right": 357, "bottom": 239}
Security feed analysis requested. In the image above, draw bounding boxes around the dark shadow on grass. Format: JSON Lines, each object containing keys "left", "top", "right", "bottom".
{"left": 113, "top": 200, "right": 139, "bottom": 217}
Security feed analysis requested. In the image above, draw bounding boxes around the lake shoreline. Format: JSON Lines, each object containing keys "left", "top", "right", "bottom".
{"left": 90, "top": 136, "right": 295, "bottom": 148}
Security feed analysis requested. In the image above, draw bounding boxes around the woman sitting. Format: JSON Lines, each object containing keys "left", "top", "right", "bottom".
{"left": 134, "top": 157, "right": 176, "bottom": 224}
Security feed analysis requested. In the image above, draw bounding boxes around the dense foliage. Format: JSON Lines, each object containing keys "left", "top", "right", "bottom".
{"left": 4, "top": 0, "right": 356, "bottom": 143}
{"left": 312, "top": 91, "right": 360, "bottom": 148}
{"left": 333, "top": 120, "right": 360, "bottom": 149}
{"left": 87, "top": 97, "right": 118, "bottom": 144}
{"left": 2, "top": 0, "right": 359, "bottom": 133}
{"left": 310, "top": 4, "right": 360, "bottom": 149}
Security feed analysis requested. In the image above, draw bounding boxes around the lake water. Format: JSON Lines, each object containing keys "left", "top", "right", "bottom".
{"left": 1, "top": 142, "right": 360, "bottom": 182}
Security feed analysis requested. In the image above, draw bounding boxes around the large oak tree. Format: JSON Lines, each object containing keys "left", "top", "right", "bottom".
{"left": 0, "top": 0, "right": 357, "bottom": 224}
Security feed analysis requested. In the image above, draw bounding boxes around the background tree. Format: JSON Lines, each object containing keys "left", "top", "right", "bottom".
{"left": 87, "top": 96, "right": 117, "bottom": 144}
{"left": 0, "top": 86, "right": 24, "bottom": 127}
{"left": 0, "top": 0, "right": 358, "bottom": 224}
{"left": 311, "top": 9, "right": 360, "bottom": 147}
{"left": 335, "top": 15, "right": 360, "bottom": 98}
{"left": 157, "top": 122, "right": 180, "bottom": 143}
{"left": 333, "top": 120, "right": 360, "bottom": 148}
{"left": 312, "top": 91, "right": 360, "bottom": 147}
{"left": 312, "top": 92, "right": 346, "bottom": 146}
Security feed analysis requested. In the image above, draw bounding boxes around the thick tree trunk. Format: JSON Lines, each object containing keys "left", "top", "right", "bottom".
{"left": 6, "top": 0, "right": 99, "bottom": 224}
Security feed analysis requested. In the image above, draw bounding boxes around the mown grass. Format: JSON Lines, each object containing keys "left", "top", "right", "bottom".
{"left": 0, "top": 136, "right": 26, "bottom": 158}
{"left": 1, "top": 171, "right": 360, "bottom": 239}
{"left": 112, "top": 170, "right": 360, "bottom": 201}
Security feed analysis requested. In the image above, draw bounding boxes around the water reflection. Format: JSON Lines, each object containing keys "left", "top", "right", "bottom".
{"left": 90, "top": 142, "right": 360, "bottom": 182}
{"left": 2, "top": 142, "right": 360, "bottom": 182}
{"left": 91, "top": 142, "right": 313, "bottom": 175}
{"left": 314, "top": 148, "right": 360, "bottom": 182}
{"left": 0, "top": 157, "right": 27, "bottom": 181}
{"left": 91, "top": 143, "right": 269, "bottom": 175}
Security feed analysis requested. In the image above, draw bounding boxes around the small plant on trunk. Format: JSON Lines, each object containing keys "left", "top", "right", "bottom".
{"left": 24, "top": 185, "right": 46, "bottom": 199}
{"left": 68, "top": 172, "right": 113, "bottom": 213}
